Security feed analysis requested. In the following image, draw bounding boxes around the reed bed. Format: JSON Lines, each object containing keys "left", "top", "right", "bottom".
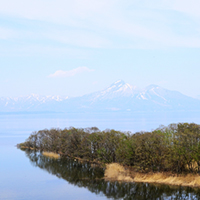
{"left": 42, "top": 152, "right": 60, "bottom": 159}
{"left": 104, "top": 163, "right": 200, "bottom": 188}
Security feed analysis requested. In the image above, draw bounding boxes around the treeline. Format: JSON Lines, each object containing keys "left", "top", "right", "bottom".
{"left": 19, "top": 123, "right": 200, "bottom": 174}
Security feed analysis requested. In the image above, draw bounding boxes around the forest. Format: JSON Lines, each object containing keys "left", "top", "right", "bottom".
{"left": 19, "top": 123, "right": 200, "bottom": 174}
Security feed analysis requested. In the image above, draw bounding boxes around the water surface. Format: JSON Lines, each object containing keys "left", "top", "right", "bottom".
{"left": 1, "top": 112, "right": 200, "bottom": 199}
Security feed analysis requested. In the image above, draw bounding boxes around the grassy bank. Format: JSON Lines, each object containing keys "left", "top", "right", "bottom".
{"left": 42, "top": 152, "right": 60, "bottom": 159}
{"left": 105, "top": 163, "right": 200, "bottom": 188}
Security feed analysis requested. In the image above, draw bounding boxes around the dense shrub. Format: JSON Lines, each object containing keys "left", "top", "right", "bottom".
{"left": 19, "top": 123, "right": 200, "bottom": 174}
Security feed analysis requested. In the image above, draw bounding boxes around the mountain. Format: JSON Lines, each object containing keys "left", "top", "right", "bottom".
{"left": 88, "top": 80, "right": 138, "bottom": 100}
{"left": 0, "top": 94, "right": 69, "bottom": 112}
{"left": 135, "top": 84, "right": 200, "bottom": 111}
{"left": 70, "top": 80, "right": 200, "bottom": 112}
{"left": 1, "top": 80, "right": 200, "bottom": 113}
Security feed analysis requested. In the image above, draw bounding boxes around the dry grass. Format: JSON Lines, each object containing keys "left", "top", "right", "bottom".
{"left": 104, "top": 163, "right": 133, "bottom": 182}
{"left": 186, "top": 161, "right": 198, "bottom": 171}
{"left": 104, "top": 163, "right": 200, "bottom": 188}
{"left": 42, "top": 151, "right": 60, "bottom": 159}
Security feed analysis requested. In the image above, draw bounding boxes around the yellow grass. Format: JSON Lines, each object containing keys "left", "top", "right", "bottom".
{"left": 42, "top": 151, "right": 60, "bottom": 159}
{"left": 104, "top": 163, "right": 200, "bottom": 188}
{"left": 105, "top": 163, "right": 133, "bottom": 182}
{"left": 186, "top": 161, "right": 198, "bottom": 171}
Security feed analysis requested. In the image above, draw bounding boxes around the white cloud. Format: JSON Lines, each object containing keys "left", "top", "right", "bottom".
{"left": 48, "top": 67, "right": 94, "bottom": 78}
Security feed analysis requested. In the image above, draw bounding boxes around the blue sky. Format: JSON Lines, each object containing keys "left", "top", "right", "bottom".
{"left": 0, "top": 0, "right": 200, "bottom": 98}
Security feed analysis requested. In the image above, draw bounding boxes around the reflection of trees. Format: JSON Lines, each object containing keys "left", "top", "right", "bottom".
{"left": 24, "top": 149, "right": 200, "bottom": 200}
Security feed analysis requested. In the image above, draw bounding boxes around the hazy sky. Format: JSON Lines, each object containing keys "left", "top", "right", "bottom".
{"left": 0, "top": 0, "right": 200, "bottom": 98}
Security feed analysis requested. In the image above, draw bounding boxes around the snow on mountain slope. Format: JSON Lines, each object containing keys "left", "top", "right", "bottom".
{"left": 138, "top": 84, "right": 196, "bottom": 103}
{"left": 0, "top": 80, "right": 200, "bottom": 112}
{"left": 84, "top": 80, "right": 138, "bottom": 102}
{"left": 134, "top": 84, "right": 200, "bottom": 111}
{"left": 78, "top": 81, "right": 200, "bottom": 112}
{"left": 0, "top": 94, "right": 69, "bottom": 112}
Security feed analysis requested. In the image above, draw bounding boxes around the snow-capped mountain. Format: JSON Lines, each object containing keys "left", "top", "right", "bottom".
{"left": 0, "top": 94, "right": 69, "bottom": 112}
{"left": 0, "top": 80, "right": 200, "bottom": 112}
{"left": 95, "top": 80, "right": 138, "bottom": 99}
{"left": 136, "top": 84, "right": 199, "bottom": 110}
{"left": 66, "top": 80, "right": 200, "bottom": 112}
{"left": 83, "top": 80, "right": 138, "bottom": 102}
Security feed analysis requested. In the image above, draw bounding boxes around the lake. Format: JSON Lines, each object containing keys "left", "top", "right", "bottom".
{"left": 1, "top": 112, "right": 200, "bottom": 200}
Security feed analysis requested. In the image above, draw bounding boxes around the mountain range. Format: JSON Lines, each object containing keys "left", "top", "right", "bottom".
{"left": 1, "top": 80, "right": 200, "bottom": 113}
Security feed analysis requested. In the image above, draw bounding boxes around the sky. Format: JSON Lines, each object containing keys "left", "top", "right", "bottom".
{"left": 0, "top": 0, "right": 200, "bottom": 98}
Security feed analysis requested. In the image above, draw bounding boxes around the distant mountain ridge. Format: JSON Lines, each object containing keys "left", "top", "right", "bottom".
{"left": 0, "top": 94, "right": 69, "bottom": 112}
{"left": 1, "top": 80, "right": 200, "bottom": 112}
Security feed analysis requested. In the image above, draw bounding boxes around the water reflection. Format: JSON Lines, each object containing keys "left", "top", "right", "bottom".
{"left": 23, "top": 149, "right": 200, "bottom": 200}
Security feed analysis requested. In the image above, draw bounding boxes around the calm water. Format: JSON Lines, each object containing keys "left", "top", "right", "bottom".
{"left": 1, "top": 112, "right": 200, "bottom": 200}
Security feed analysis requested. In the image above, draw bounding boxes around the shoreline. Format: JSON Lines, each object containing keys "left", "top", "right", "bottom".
{"left": 104, "top": 163, "right": 200, "bottom": 188}
{"left": 19, "top": 146, "right": 104, "bottom": 167}
{"left": 19, "top": 146, "right": 200, "bottom": 188}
